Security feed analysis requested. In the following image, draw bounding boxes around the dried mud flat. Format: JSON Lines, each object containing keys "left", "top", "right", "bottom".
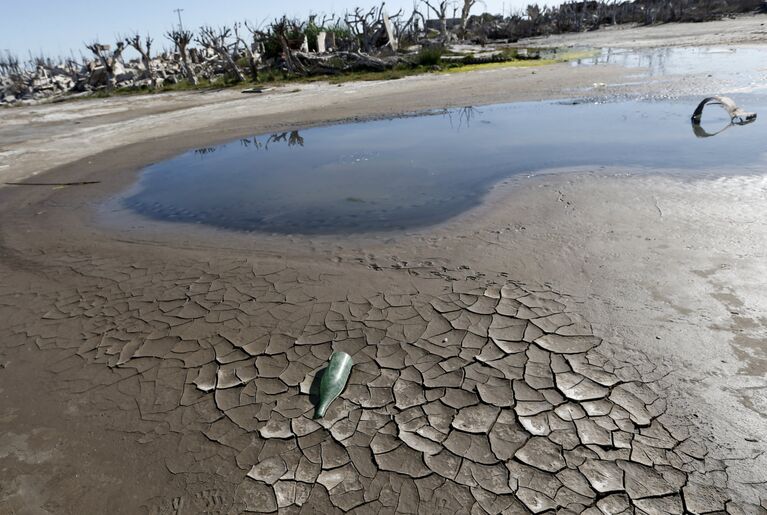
{"left": 1, "top": 16, "right": 767, "bottom": 515}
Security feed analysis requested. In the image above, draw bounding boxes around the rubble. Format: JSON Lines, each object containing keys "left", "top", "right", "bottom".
{"left": 0, "top": 43, "right": 407, "bottom": 106}
{"left": 0, "top": 52, "right": 198, "bottom": 104}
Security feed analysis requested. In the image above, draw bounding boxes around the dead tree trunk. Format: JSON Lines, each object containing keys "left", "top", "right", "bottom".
{"left": 392, "top": 8, "right": 422, "bottom": 47}
{"left": 423, "top": 0, "right": 449, "bottom": 38}
{"left": 165, "top": 29, "right": 198, "bottom": 85}
{"left": 85, "top": 41, "right": 125, "bottom": 90}
{"left": 270, "top": 17, "right": 307, "bottom": 75}
{"left": 197, "top": 26, "right": 246, "bottom": 82}
{"left": 126, "top": 33, "right": 156, "bottom": 87}
{"left": 236, "top": 22, "right": 260, "bottom": 81}
{"left": 344, "top": 4, "right": 402, "bottom": 53}
{"left": 345, "top": 6, "right": 380, "bottom": 53}
{"left": 460, "top": 0, "right": 480, "bottom": 37}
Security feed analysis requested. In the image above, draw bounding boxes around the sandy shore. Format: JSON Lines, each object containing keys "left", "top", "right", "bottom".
{"left": 1, "top": 15, "right": 767, "bottom": 514}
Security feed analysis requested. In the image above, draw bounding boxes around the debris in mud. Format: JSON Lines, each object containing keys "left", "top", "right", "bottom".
{"left": 241, "top": 87, "right": 273, "bottom": 94}
{"left": 690, "top": 96, "right": 756, "bottom": 138}
{"left": 312, "top": 351, "right": 353, "bottom": 419}
{"left": 691, "top": 96, "right": 757, "bottom": 125}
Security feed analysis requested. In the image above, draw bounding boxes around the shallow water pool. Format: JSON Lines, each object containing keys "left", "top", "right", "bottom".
{"left": 570, "top": 46, "right": 767, "bottom": 84}
{"left": 117, "top": 96, "right": 765, "bottom": 234}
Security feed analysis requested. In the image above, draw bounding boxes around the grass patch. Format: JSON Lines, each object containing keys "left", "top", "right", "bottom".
{"left": 554, "top": 49, "right": 601, "bottom": 61}
{"left": 442, "top": 58, "right": 560, "bottom": 74}
{"left": 440, "top": 48, "right": 601, "bottom": 74}
{"left": 417, "top": 47, "right": 444, "bottom": 66}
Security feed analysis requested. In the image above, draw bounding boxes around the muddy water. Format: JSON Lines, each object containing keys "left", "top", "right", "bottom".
{"left": 115, "top": 95, "right": 765, "bottom": 234}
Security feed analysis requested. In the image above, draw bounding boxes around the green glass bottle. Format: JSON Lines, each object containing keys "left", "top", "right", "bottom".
{"left": 313, "top": 351, "right": 354, "bottom": 419}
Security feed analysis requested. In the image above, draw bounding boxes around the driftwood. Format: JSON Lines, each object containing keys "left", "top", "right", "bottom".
{"left": 291, "top": 51, "right": 398, "bottom": 74}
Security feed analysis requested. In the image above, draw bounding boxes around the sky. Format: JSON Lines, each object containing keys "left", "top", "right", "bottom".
{"left": 0, "top": 0, "right": 535, "bottom": 60}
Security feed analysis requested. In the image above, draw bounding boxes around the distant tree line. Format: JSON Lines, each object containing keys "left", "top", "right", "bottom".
{"left": 1, "top": 0, "right": 764, "bottom": 103}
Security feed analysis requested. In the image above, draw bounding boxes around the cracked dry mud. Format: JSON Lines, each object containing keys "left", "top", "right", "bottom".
{"left": 1, "top": 248, "right": 764, "bottom": 514}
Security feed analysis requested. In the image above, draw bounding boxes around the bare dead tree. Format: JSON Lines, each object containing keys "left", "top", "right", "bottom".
{"left": 460, "top": 0, "right": 484, "bottom": 36}
{"left": 234, "top": 22, "right": 259, "bottom": 81}
{"left": 85, "top": 40, "right": 125, "bottom": 90}
{"left": 288, "top": 130, "right": 304, "bottom": 147}
{"left": 402, "top": 2, "right": 428, "bottom": 42}
{"left": 269, "top": 17, "right": 307, "bottom": 74}
{"left": 344, "top": 3, "right": 402, "bottom": 52}
{"left": 527, "top": 4, "right": 544, "bottom": 25}
{"left": 345, "top": 7, "right": 376, "bottom": 51}
{"left": 165, "top": 29, "right": 198, "bottom": 85}
{"left": 319, "top": 13, "right": 339, "bottom": 27}
{"left": 265, "top": 131, "right": 305, "bottom": 148}
{"left": 391, "top": 7, "right": 423, "bottom": 46}
{"left": 0, "top": 51, "right": 21, "bottom": 76}
{"left": 422, "top": 0, "right": 450, "bottom": 37}
{"left": 126, "top": 33, "right": 156, "bottom": 86}
{"left": 197, "top": 25, "right": 246, "bottom": 82}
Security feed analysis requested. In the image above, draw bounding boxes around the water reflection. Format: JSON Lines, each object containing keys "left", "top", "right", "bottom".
{"left": 445, "top": 107, "right": 481, "bottom": 131}
{"left": 690, "top": 96, "right": 758, "bottom": 138}
{"left": 571, "top": 46, "right": 767, "bottom": 83}
{"left": 691, "top": 115, "right": 757, "bottom": 138}
{"left": 119, "top": 97, "right": 766, "bottom": 234}
{"left": 208, "top": 112, "right": 479, "bottom": 158}
{"left": 237, "top": 131, "right": 305, "bottom": 151}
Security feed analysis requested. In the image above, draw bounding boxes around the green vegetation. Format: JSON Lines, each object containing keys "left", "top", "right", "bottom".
{"left": 442, "top": 58, "right": 558, "bottom": 74}
{"left": 416, "top": 47, "right": 444, "bottom": 66}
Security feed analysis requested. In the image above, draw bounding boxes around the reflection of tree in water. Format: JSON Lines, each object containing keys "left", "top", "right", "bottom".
{"left": 239, "top": 130, "right": 305, "bottom": 150}
{"left": 194, "top": 147, "right": 217, "bottom": 155}
{"left": 445, "top": 106, "right": 480, "bottom": 131}
{"left": 578, "top": 47, "right": 673, "bottom": 76}
{"left": 271, "top": 131, "right": 305, "bottom": 148}
{"left": 239, "top": 137, "right": 263, "bottom": 149}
